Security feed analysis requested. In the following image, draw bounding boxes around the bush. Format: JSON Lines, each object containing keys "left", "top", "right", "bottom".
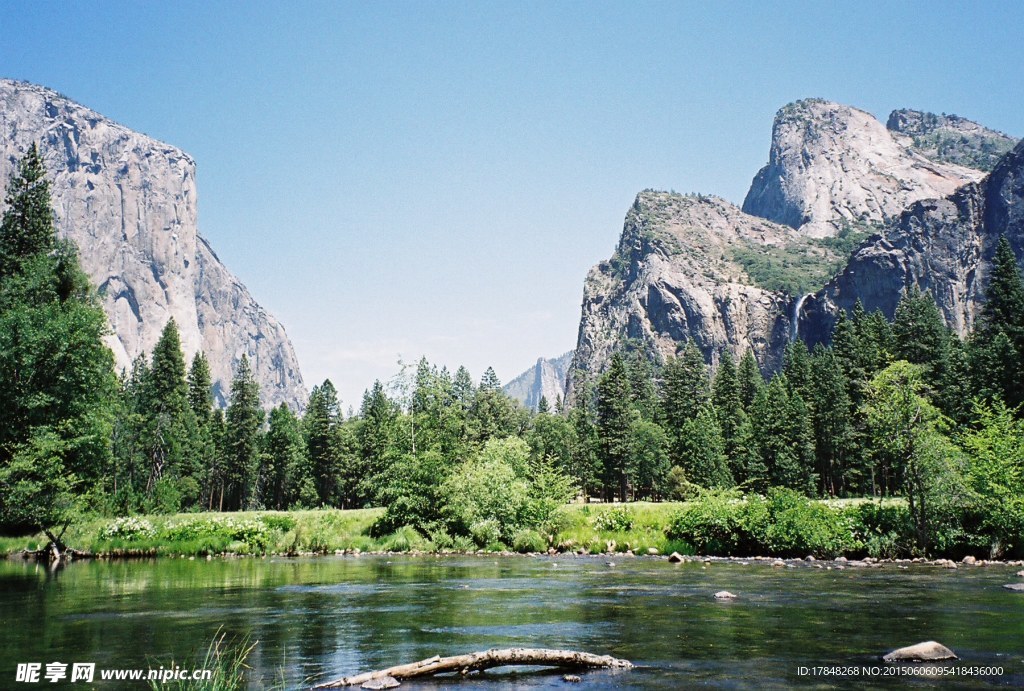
{"left": 758, "top": 489, "right": 855, "bottom": 558}
{"left": 469, "top": 519, "right": 502, "bottom": 548}
{"left": 161, "top": 517, "right": 270, "bottom": 553}
{"left": 592, "top": 507, "right": 634, "bottom": 532}
{"left": 666, "top": 488, "right": 857, "bottom": 558}
{"left": 511, "top": 529, "right": 548, "bottom": 553}
{"left": 99, "top": 517, "right": 156, "bottom": 542}
{"left": 846, "top": 502, "right": 915, "bottom": 559}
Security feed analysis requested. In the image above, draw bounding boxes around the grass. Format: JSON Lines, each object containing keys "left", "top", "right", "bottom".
{"left": 0, "top": 499, "right": 909, "bottom": 560}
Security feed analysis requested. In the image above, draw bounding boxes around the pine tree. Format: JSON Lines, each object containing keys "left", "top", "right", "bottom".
{"left": 0, "top": 143, "right": 56, "bottom": 278}
{"left": 358, "top": 380, "right": 399, "bottom": 503}
{"left": 678, "top": 405, "right": 732, "bottom": 489}
{"left": 305, "top": 380, "right": 341, "bottom": 507}
{"left": 628, "top": 418, "right": 670, "bottom": 499}
{"left": 262, "top": 403, "right": 303, "bottom": 510}
{"left": 0, "top": 145, "right": 117, "bottom": 552}
{"left": 223, "top": 355, "right": 264, "bottom": 510}
{"left": 187, "top": 352, "right": 214, "bottom": 421}
{"left": 712, "top": 351, "right": 745, "bottom": 469}
{"left": 537, "top": 395, "right": 550, "bottom": 414}
{"left": 661, "top": 341, "right": 710, "bottom": 427}
{"left": 143, "top": 319, "right": 193, "bottom": 499}
{"left": 596, "top": 353, "right": 634, "bottom": 501}
{"left": 737, "top": 350, "right": 763, "bottom": 412}
{"left": 892, "top": 287, "right": 949, "bottom": 372}
{"left": 972, "top": 236, "right": 1024, "bottom": 408}
{"left": 809, "top": 346, "right": 854, "bottom": 496}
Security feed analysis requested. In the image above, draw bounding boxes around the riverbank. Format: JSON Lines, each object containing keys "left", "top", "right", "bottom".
{"left": 3, "top": 496, "right": 1019, "bottom": 564}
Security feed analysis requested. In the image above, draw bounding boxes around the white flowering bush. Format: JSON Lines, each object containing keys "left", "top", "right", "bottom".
{"left": 99, "top": 517, "right": 156, "bottom": 541}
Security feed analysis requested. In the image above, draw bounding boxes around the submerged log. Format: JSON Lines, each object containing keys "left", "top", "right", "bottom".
{"left": 311, "top": 648, "right": 634, "bottom": 689}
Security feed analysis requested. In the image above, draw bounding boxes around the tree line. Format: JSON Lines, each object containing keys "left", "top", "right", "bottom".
{"left": 1, "top": 146, "right": 1022, "bottom": 558}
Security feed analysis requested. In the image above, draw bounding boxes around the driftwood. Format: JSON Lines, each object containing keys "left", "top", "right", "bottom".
{"left": 311, "top": 648, "right": 634, "bottom": 689}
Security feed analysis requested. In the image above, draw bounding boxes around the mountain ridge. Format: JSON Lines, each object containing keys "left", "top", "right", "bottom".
{"left": 0, "top": 78, "right": 307, "bottom": 409}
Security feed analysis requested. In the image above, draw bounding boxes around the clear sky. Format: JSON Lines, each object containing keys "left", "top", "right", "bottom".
{"left": 2, "top": 1, "right": 1022, "bottom": 409}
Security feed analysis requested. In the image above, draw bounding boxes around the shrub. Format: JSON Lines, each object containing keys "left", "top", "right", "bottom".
{"left": 469, "top": 519, "right": 502, "bottom": 548}
{"left": 512, "top": 529, "right": 547, "bottom": 553}
{"left": 592, "top": 507, "right": 634, "bottom": 532}
{"left": 99, "top": 517, "right": 156, "bottom": 542}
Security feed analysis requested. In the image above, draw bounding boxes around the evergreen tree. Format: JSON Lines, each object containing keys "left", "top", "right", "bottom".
{"left": 972, "top": 236, "right": 1024, "bottom": 408}
{"left": 0, "top": 146, "right": 117, "bottom": 553}
{"left": 223, "top": 355, "right": 264, "bottom": 510}
{"left": 678, "top": 405, "right": 732, "bottom": 489}
{"left": 537, "top": 395, "right": 550, "bottom": 414}
{"left": 809, "top": 346, "right": 854, "bottom": 496}
{"left": 595, "top": 353, "right": 634, "bottom": 501}
{"left": 262, "top": 403, "right": 303, "bottom": 509}
{"left": 452, "top": 366, "right": 476, "bottom": 411}
{"left": 305, "top": 380, "right": 342, "bottom": 507}
{"left": 628, "top": 418, "right": 670, "bottom": 499}
{"left": 892, "top": 287, "right": 949, "bottom": 372}
{"left": 783, "top": 340, "right": 813, "bottom": 400}
{"left": 0, "top": 143, "right": 55, "bottom": 278}
{"left": 712, "top": 351, "right": 745, "bottom": 471}
{"left": 737, "top": 350, "right": 763, "bottom": 412}
{"left": 358, "top": 380, "right": 399, "bottom": 504}
{"left": 187, "top": 352, "right": 214, "bottom": 421}
{"left": 661, "top": 341, "right": 710, "bottom": 428}
{"left": 750, "top": 375, "right": 813, "bottom": 494}
{"left": 142, "top": 319, "right": 195, "bottom": 504}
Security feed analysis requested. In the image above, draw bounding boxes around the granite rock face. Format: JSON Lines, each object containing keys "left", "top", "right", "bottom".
{"left": 0, "top": 79, "right": 306, "bottom": 408}
{"left": 802, "top": 139, "right": 1024, "bottom": 345}
{"left": 887, "top": 109, "right": 1017, "bottom": 172}
{"left": 569, "top": 99, "right": 1018, "bottom": 394}
{"left": 742, "top": 99, "right": 983, "bottom": 238}
{"left": 504, "top": 351, "right": 574, "bottom": 410}
{"left": 566, "top": 192, "right": 801, "bottom": 399}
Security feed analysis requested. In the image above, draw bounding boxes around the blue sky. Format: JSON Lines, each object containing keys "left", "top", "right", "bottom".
{"left": 3, "top": 1, "right": 1022, "bottom": 408}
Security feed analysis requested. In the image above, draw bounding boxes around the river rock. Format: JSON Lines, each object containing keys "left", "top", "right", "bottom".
{"left": 772, "top": 560, "right": 785, "bottom": 567}
{"left": 714, "top": 591, "right": 737, "bottom": 600}
{"left": 647, "top": 547, "right": 660, "bottom": 555}
{"left": 1016, "top": 570, "right": 1024, "bottom": 577}
{"left": 1003, "top": 583, "right": 1024, "bottom": 592}
{"left": 962, "top": 556, "right": 977, "bottom": 565}
{"left": 562, "top": 674, "right": 582, "bottom": 683}
{"left": 668, "top": 552, "right": 684, "bottom": 563}
{"left": 361, "top": 677, "right": 401, "bottom": 689}
{"left": 882, "top": 641, "right": 958, "bottom": 662}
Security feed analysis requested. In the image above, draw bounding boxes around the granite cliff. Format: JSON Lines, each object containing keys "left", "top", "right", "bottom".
{"left": 504, "top": 351, "right": 574, "bottom": 410}
{"left": 801, "top": 138, "right": 1024, "bottom": 345}
{"left": 0, "top": 79, "right": 306, "bottom": 408}
{"left": 568, "top": 99, "right": 1017, "bottom": 397}
{"left": 742, "top": 99, "right": 983, "bottom": 239}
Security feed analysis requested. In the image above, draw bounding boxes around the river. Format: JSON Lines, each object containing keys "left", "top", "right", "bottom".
{"left": 1, "top": 555, "right": 1022, "bottom": 689}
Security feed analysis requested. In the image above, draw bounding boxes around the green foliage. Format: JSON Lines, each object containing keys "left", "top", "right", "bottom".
{"left": 591, "top": 506, "right": 635, "bottom": 532}
{"left": 0, "top": 147, "right": 117, "bottom": 545}
{"left": 664, "top": 465, "right": 699, "bottom": 501}
{"left": 223, "top": 356, "right": 264, "bottom": 511}
{"left": 511, "top": 528, "right": 548, "bottom": 553}
{"left": 666, "top": 488, "right": 856, "bottom": 558}
{"left": 99, "top": 517, "right": 157, "bottom": 541}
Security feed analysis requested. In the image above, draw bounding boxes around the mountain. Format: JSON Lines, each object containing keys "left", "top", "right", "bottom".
{"left": 801, "top": 138, "right": 1024, "bottom": 345}
{"left": 568, "top": 99, "right": 1016, "bottom": 396}
{"left": 504, "top": 351, "right": 574, "bottom": 410}
{"left": 887, "top": 109, "right": 1017, "bottom": 172}
{"left": 742, "top": 99, "right": 983, "bottom": 239}
{"left": 0, "top": 79, "right": 306, "bottom": 409}
{"left": 566, "top": 192, "right": 803, "bottom": 398}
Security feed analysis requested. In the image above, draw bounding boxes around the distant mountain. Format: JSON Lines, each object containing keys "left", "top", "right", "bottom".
{"left": 567, "top": 98, "right": 1018, "bottom": 398}
{"left": 887, "top": 108, "right": 1017, "bottom": 172}
{"left": 504, "top": 351, "right": 574, "bottom": 410}
{"left": 0, "top": 79, "right": 306, "bottom": 408}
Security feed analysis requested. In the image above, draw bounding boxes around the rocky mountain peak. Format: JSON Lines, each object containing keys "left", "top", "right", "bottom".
{"left": 886, "top": 109, "right": 1017, "bottom": 171}
{"left": 742, "top": 98, "right": 983, "bottom": 238}
{"left": 503, "top": 351, "right": 574, "bottom": 410}
{"left": 0, "top": 78, "right": 307, "bottom": 409}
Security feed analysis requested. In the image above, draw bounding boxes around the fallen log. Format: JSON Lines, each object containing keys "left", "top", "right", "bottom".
{"left": 311, "top": 648, "right": 634, "bottom": 689}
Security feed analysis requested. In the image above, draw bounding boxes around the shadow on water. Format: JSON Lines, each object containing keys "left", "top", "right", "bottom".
{"left": 0, "top": 555, "right": 1022, "bottom": 688}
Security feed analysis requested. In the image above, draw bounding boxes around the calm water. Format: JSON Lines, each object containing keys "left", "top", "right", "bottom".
{"left": 1, "top": 555, "right": 1022, "bottom": 689}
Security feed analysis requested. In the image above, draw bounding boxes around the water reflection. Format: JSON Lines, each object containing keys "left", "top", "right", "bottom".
{"left": 0, "top": 556, "right": 1021, "bottom": 689}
